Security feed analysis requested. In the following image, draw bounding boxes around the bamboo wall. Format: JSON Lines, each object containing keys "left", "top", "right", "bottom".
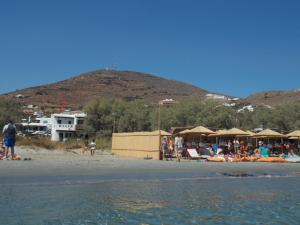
{"left": 112, "top": 131, "right": 161, "bottom": 160}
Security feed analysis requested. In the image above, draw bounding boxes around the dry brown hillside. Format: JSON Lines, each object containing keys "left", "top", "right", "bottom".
{"left": 243, "top": 90, "right": 300, "bottom": 107}
{"left": 1, "top": 70, "right": 209, "bottom": 112}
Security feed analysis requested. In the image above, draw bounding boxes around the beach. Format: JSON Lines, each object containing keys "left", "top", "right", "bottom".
{"left": 1, "top": 147, "right": 300, "bottom": 225}
{"left": 1, "top": 146, "right": 300, "bottom": 180}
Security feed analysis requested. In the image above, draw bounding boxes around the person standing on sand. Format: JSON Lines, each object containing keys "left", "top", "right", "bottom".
{"left": 161, "top": 136, "right": 168, "bottom": 160}
{"left": 175, "top": 135, "right": 183, "bottom": 162}
{"left": 2, "top": 120, "right": 17, "bottom": 159}
{"left": 89, "top": 139, "right": 96, "bottom": 156}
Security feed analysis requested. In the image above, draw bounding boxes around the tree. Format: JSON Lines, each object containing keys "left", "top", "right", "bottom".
{"left": 84, "top": 97, "right": 300, "bottom": 136}
{"left": 84, "top": 99, "right": 153, "bottom": 136}
{"left": 0, "top": 98, "right": 23, "bottom": 129}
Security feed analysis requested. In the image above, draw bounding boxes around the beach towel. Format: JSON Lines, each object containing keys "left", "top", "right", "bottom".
{"left": 256, "top": 157, "right": 287, "bottom": 163}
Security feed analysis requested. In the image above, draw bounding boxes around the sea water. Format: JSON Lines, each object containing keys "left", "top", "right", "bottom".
{"left": 0, "top": 174, "right": 299, "bottom": 225}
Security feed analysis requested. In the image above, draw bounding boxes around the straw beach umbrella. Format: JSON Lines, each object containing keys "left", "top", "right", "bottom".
{"left": 179, "top": 126, "right": 215, "bottom": 135}
{"left": 187, "top": 126, "right": 216, "bottom": 135}
{"left": 210, "top": 127, "right": 248, "bottom": 147}
{"left": 208, "top": 129, "right": 226, "bottom": 137}
{"left": 286, "top": 130, "right": 300, "bottom": 137}
{"left": 245, "top": 130, "right": 255, "bottom": 137}
{"left": 253, "top": 129, "right": 285, "bottom": 145}
{"left": 179, "top": 129, "right": 192, "bottom": 135}
{"left": 254, "top": 129, "right": 284, "bottom": 137}
{"left": 179, "top": 126, "right": 215, "bottom": 144}
{"left": 286, "top": 130, "right": 300, "bottom": 147}
{"left": 222, "top": 128, "right": 249, "bottom": 136}
{"left": 209, "top": 128, "right": 248, "bottom": 137}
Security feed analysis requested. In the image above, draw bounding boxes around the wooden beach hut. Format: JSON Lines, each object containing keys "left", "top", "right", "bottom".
{"left": 112, "top": 130, "right": 171, "bottom": 160}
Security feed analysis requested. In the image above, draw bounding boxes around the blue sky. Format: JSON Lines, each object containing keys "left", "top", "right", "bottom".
{"left": 0, "top": 0, "right": 299, "bottom": 97}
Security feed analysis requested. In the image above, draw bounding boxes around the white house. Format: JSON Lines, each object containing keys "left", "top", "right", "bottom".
{"left": 205, "top": 93, "right": 227, "bottom": 100}
{"left": 20, "top": 117, "right": 51, "bottom": 135}
{"left": 51, "top": 111, "right": 86, "bottom": 141}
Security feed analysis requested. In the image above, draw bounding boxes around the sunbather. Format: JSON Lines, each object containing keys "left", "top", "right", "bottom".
{"left": 237, "top": 141, "right": 248, "bottom": 158}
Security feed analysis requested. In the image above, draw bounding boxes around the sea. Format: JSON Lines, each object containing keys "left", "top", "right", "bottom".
{"left": 0, "top": 172, "right": 299, "bottom": 225}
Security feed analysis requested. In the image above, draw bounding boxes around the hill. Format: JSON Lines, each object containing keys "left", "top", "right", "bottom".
{"left": 1, "top": 70, "right": 299, "bottom": 113}
{"left": 1, "top": 70, "right": 211, "bottom": 112}
{"left": 243, "top": 90, "right": 300, "bottom": 107}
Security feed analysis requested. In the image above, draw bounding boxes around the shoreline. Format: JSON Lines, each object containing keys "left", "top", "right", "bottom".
{"left": 0, "top": 146, "right": 299, "bottom": 182}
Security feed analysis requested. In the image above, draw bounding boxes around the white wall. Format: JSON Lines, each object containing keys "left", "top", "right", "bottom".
{"left": 50, "top": 114, "right": 85, "bottom": 141}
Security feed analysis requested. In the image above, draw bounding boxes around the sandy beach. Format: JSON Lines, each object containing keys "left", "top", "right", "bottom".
{"left": 1, "top": 146, "right": 300, "bottom": 180}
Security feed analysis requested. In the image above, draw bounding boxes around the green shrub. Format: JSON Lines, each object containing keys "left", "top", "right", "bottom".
{"left": 95, "top": 136, "right": 112, "bottom": 150}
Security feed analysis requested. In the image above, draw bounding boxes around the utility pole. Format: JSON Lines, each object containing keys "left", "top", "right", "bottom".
{"left": 112, "top": 112, "right": 116, "bottom": 133}
{"left": 158, "top": 103, "right": 161, "bottom": 131}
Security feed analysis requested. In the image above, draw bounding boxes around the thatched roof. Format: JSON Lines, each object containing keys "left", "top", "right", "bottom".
{"left": 179, "top": 126, "right": 215, "bottom": 135}
{"left": 253, "top": 129, "right": 284, "bottom": 137}
{"left": 286, "top": 130, "right": 300, "bottom": 137}
{"left": 209, "top": 128, "right": 248, "bottom": 136}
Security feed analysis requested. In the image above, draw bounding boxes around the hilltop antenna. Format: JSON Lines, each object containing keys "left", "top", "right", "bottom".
{"left": 111, "top": 63, "right": 118, "bottom": 70}
{"left": 105, "top": 63, "right": 118, "bottom": 71}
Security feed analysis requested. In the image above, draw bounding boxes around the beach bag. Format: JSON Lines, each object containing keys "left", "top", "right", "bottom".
{"left": 6, "top": 124, "right": 16, "bottom": 139}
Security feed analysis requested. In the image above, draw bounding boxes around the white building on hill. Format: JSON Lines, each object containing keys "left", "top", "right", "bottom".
{"left": 51, "top": 111, "right": 86, "bottom": 141}
{"left": 20, "top": 117, "right": 51, "bottom": 135}
{"left": 206, "top": 93, "right": 227, "bottom": 100}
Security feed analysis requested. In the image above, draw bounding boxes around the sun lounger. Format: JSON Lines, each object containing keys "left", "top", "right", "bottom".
{"left": 198, "top": 148, "right": 212, "bottom": 159}
{"left": 285, "top": 156, "right": 300, "bottom": 163}
{"left": 187, "top": 149, "right": 201, "bottom": 159}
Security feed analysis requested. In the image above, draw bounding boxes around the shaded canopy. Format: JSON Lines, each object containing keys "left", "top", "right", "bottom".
{"left": 253, "top": 129, "right": 284, "bottom": 137}
{"left": 286, "top": 130, "right": 300, "bottom": 137}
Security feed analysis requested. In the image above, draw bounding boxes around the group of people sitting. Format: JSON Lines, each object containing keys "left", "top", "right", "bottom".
{"left": 161, "top": 136, "right": 299, "bottom": 162}
{"left": 205, "top": 141, "right": 264, "bottom": 162}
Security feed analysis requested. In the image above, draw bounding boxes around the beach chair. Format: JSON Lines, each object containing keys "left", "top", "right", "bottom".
{"left": 198, "top": 147, "right": 212, "bottom": 159}
{"left": 187, "top": 149, "right": 201, "bottom": 159}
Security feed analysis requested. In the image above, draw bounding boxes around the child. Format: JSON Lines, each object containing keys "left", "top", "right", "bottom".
{"left": 0, "top": 141, "right": 5, "bottom": 159}
{"left": 89, "top": 139, "right": 96, "bottom": 156}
